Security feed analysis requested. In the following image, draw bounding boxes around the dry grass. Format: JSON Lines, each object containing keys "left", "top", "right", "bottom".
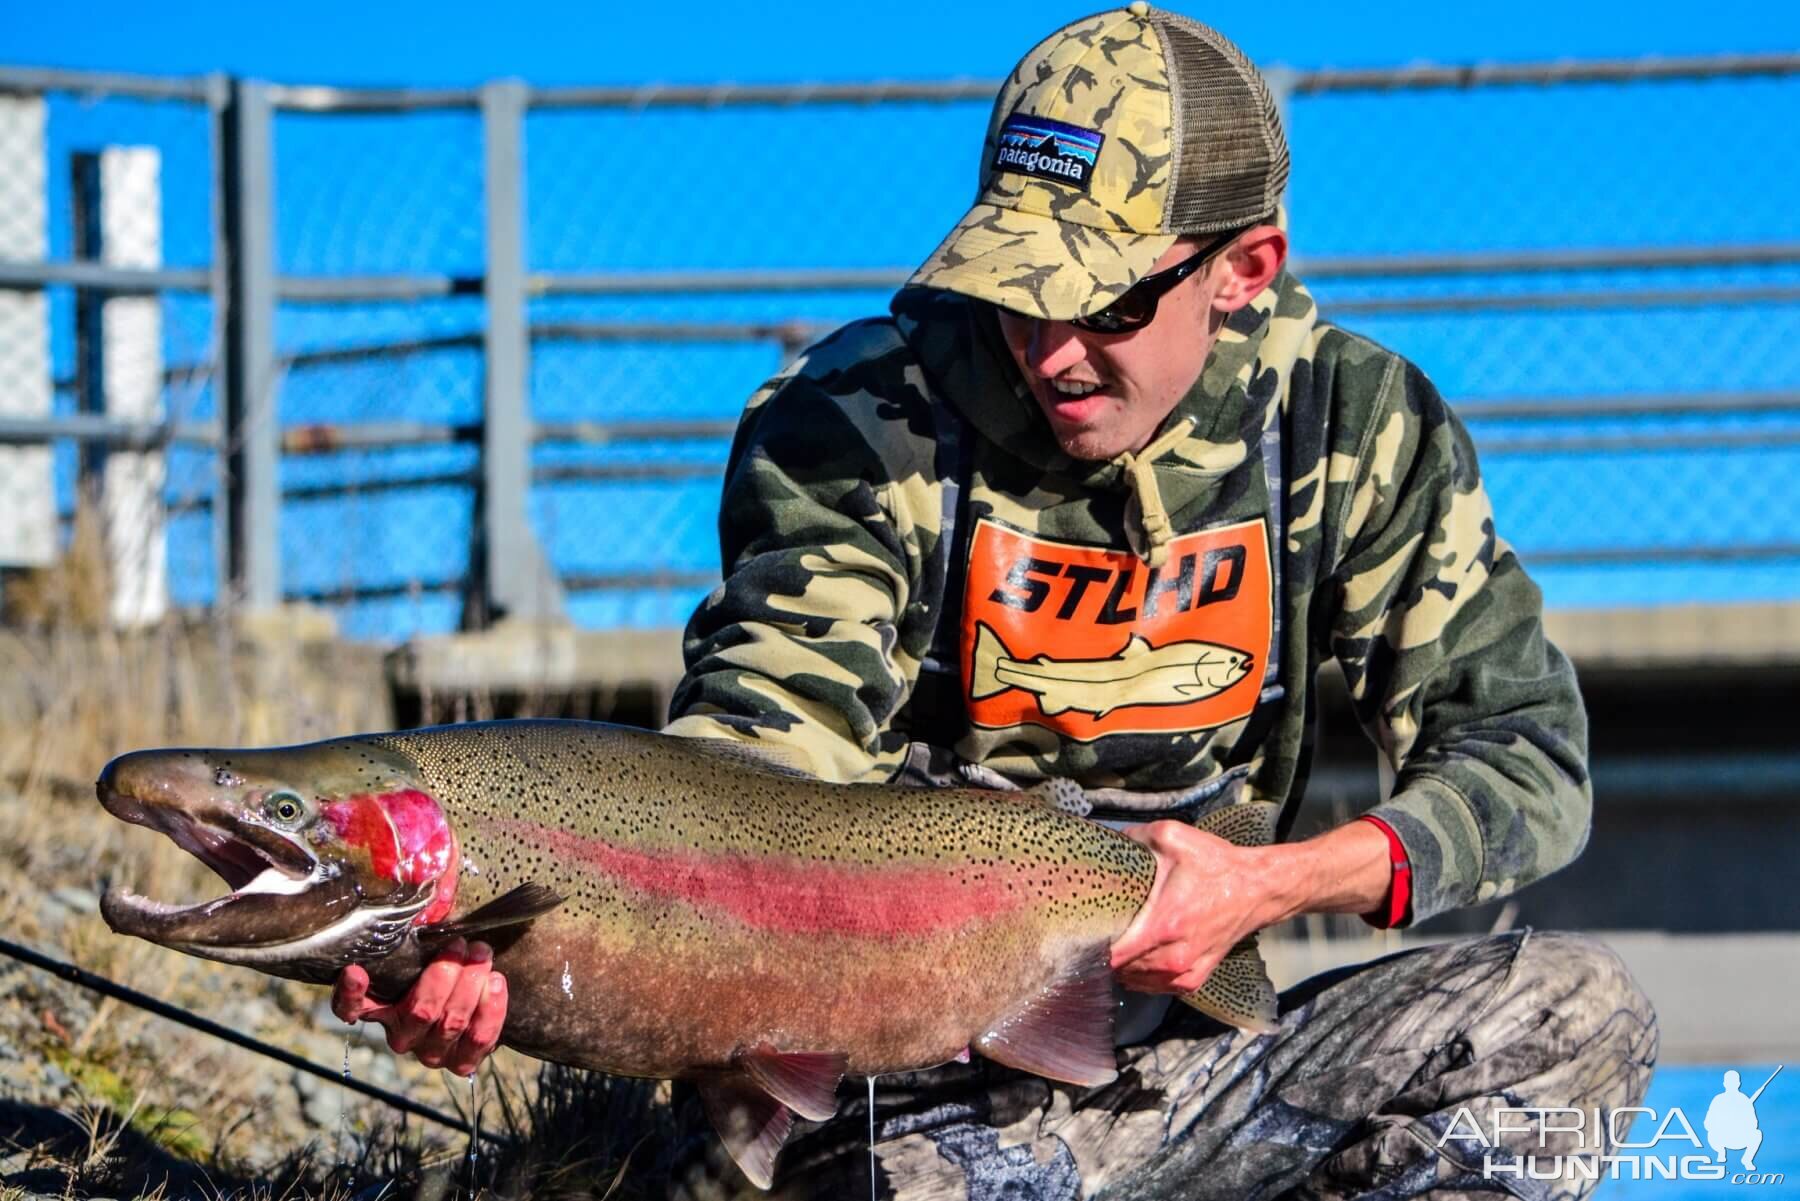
{"left": 0, "top": 542, "right": 668, "bottom": 1198}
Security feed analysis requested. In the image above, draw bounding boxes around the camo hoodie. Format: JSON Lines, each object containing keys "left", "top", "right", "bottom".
{"left": 666, "top": 271, "right": 1591, "bottom": 925}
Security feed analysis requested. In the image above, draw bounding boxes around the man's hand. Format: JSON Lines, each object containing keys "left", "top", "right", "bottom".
{"left": 331, "top": 938, "right": 507, "bottom": 1076}
{"left": 1108, "top": 818, "right": 1394, "bottom": 995}
{"left": 1108, "top": 822, "right": 1285, "bottom": 995}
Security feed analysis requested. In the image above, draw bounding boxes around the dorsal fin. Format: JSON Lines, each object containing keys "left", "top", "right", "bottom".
{"left": 681, "top": 737, "right": 811, "bottom": 779}
{"left": 1192, "top": 800, "right": 1280, "bottom": 848}
{"left": 424, "top": 882, "right": 562, "bottom": 939}
{"left": 1023, "top": 778, "right": 1091, "bottom": 817}
{"left": 1121, "top": 635, "right": 1154, "bottom": 657}
{"left": 736, "top": 1045, "right": 846, "bottom": 1122}
{"left": 974, "top": 946, "right": 1118, "bottom": 1087}
{"left": 697, "top": 1074, "right": 795, "bottom": 1190}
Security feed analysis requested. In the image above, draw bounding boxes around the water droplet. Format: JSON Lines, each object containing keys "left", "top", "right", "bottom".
{"left": 867, "top": 1074, "right": 878, "bottom": 1201}
{"left": 466, "top": 1070, "right": 481, "bottom": 1182}
{"left": 337, "top": 1035, "right": 353, "bottom": 1176}
{"left": 561, "top": 960, "right": 574, "bottom": 1001}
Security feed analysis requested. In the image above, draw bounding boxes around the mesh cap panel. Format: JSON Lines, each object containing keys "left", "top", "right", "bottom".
{"left": 1152, "top": 11, "right": 1289, "bottom": 232}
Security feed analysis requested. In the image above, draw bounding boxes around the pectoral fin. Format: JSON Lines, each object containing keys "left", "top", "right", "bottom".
{"left": 1177, "top": 936, "right": 1279, "bottom": 1035}
{"left": 736, "top": 1046, "right": 846, "bottom": 1122}
{"left": 423, "top": 882, "right": 563, "bottom": 940}
{"left": 697, "top": 1074, "right": 794, "bottom": 1190}
{"left": 974, "top": 946, "right": 1118, "bottom": 1087}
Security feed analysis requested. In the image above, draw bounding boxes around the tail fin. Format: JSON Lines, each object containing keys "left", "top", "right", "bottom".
{"left": 1180, "top": 801, "right": 1283, "bottom": 1033}
{"left": 1178, "top": 936, "right": 1278, "bottom": 1035}
{"left": 970, "top": 621, "right": 1011, "bottom": 701}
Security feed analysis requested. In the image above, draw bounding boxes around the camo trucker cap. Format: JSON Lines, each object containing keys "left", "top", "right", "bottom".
{"left": 909, "top": 2, "right": 1289, "bottom": 321}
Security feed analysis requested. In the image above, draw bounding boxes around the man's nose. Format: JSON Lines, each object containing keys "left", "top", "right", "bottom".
{"left": 1023, "top": 319, "right": 1089, "bottom": 378}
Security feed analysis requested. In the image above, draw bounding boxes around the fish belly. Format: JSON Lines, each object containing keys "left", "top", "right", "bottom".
{"left": 486, "top": 905, "right": 1119, "bottom": 1080}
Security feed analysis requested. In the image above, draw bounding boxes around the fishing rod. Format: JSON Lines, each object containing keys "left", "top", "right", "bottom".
{"left": 1748, "top": 1065, "right": 1783, "bottom": 1104}
{"left": 0, "top": 933, "right": 511, "bottom": 1144}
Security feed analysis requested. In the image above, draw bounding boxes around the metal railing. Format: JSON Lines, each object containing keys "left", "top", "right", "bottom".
{"left": 1, "top": 52, "right": 1797, "bottom": 637}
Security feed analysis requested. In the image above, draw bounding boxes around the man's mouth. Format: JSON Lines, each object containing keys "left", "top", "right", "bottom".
{"left": 1041, "top": 378, "right": 1111, "bottom": 425}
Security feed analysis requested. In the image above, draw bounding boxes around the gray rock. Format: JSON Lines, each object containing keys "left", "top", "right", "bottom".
{"left": 302, "top": 1086, "right": 342, "bottom": 1130}
{"left": 215, "top": 996, "right": 275, "bottom": 1034}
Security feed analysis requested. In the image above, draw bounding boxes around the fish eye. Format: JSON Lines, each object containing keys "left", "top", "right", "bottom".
{"left": 265, "top": 790, "right": 307, "bottom": 826}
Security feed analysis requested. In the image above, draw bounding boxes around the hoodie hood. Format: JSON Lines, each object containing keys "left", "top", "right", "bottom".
{"left": 891, "top": 271, "right": 1320, "bottom": 565}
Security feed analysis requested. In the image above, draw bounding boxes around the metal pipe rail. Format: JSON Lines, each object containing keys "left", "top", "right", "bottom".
{"left": 1456, "top": 391, "right": 1800, "bottom": 420}
{"left": 286, "top": 541, "right": 1800, "bottom": 611}
{"left": 14, "top": 51, "right": 1792, "bottom": 113}
{"left": 0, "top": 65, "right": 223, "bottom": 102}
{"left": 1288, "top": 52, "right": 1800, "bottom": 94}
{"left": 0, "top": 414, "right": 739, "bottom": 452}
{"left": 1526, "top": 544, "right": 1800, "bottom": 565}
{"left": 249, "top": 51, "right": 1800, "bottom": 112}
{"left": 0, "top": 414, "right": 220, "bottom": 448}
{"left": 1325, "top": 284, "right": 1800, "bottom": 316}
{"left": 0, "top": 259, "right": 212, "bottom": 294}
{"left": 9, "top": 399, "right": 1793, "bottom": 455}
{"left": 278, "top": 245, "right": 1800, "bottom": 303}
{"left": 10, "top": 246, "right": 1796, "bottom": 304}
{"left": 285, "top": 569, "right": 723, "bottom": 606}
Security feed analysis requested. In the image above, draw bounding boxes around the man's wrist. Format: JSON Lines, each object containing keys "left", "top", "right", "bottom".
{"left": 1250, "top": 819, "right": 1396, "bottom": 925}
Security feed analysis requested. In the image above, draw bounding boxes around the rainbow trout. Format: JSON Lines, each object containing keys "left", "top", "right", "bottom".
{"left": 97, "top": 719, "right": 1278, "bottom": 1187}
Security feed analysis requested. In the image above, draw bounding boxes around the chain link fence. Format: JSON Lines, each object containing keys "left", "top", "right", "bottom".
{"left": 1, "top": 58, "right": 1796, "bottom": 641}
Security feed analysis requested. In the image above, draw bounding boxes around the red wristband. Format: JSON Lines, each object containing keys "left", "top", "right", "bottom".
{"left": 1357, "top": 815, "right": 1412, "bottom": 929}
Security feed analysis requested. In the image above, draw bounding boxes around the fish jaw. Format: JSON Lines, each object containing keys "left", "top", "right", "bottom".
{"left": 95, "top": 745, "right": 445, "bottom": 982}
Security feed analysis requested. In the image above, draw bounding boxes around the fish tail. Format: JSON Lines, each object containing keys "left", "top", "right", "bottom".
{"left": 1178, "top": 935, "right": 1279, "bottom": 1034}
{"left": 970, "top": 621, "right": 1010, "bottom": 700}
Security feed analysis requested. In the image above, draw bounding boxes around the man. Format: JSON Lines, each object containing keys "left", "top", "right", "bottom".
{"left": 337, "top": 6, "right": 1658, "bottom": 1197}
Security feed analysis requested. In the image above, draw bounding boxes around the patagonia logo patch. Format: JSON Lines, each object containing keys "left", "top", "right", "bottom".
{"left": 992, "top": 114, "right": 1104, "bottom": 191}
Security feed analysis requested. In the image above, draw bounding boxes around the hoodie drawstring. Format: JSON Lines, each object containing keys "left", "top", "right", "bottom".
{"left": 1116, "top": 416, "right": 1195, "bottom": 569}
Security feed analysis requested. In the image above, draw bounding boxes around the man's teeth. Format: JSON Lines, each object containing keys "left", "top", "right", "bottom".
{"left": 1051, "top": 379, "right": 1100, "bottom": 396}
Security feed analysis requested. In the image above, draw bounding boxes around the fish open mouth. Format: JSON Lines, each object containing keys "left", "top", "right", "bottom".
{"left": 97, "top": 777, "right": 337, "bottom": 947}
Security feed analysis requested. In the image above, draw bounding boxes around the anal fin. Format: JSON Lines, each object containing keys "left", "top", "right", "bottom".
{"left": 1177, "top": 936, "right": 1279, "bottom": 1035}
{"left": 974, "top": 946, "right": 1118, "bottom": 1087}
{"left": 697, "top": 1074, "right": 795, "bottom": 1190}
{"left": 737, "top": 1045, "right": 846, "bottom": 1122}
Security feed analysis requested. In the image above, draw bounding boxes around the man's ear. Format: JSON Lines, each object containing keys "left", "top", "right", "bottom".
{"left": 1212, "top": 225, "right": 1288, "bottom": 313}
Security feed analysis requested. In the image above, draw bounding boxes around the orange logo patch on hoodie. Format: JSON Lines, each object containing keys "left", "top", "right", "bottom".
{"left": 961, "top": 518, "right": 1272, "bottom": 740}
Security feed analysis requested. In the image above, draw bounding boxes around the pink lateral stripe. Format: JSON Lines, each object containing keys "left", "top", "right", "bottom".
{"left": 483, "top": 817, "right": 1040, "bottom": 938}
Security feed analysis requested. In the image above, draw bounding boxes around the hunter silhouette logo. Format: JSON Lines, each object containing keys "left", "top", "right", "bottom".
{"left": 960, "top": 518, "right": 1272, "bottom": 740}
{"left": 1707, "top": 1067, "right": 1781, "bottom": 1172}
{"left": 972, "top": 624, "right": 1254, "bottom": 718}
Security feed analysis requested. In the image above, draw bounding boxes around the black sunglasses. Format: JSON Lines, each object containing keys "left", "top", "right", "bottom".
{"left": 1069, "top": 229, "right": 1243, "bottom": 334}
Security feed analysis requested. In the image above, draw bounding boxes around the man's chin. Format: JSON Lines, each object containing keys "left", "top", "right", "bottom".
{"left": 1054, "top": 430, "right": 1128, "bottom": 461}
{"left": 1038, "top": 401, "right": 1125, "bottom": 461}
